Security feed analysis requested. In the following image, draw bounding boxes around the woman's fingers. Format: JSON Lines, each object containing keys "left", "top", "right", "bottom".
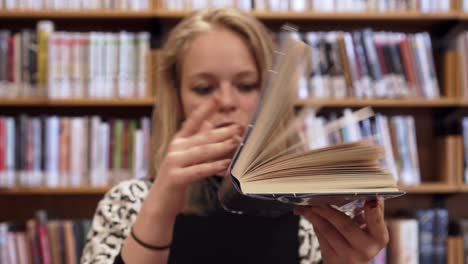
{"left": 199, "top": 120, "right": 215, "bottom": 133}
{"left": 174, "top": 137, "right": 239, "bottom": 167}
{"left": 178, "top": 99, "right": 217, "bottom": 137}
{"left": 307, "top": 206, "right": 375, "bottom": 249}
{"left": 297, "top": 205, "right": 385, "bottom": 262}
{"left": 364, "top": 199, "right": 389, "bottom": 248}
{"left": 171, "top": 124, "right": 242, "bottom": 151}
{"left": 313, "top": 226, "right": 339, "bottom": 264}
{"left": 353, "top": 208, "right": 367, "bottom": 230}
{"left": 171, "top": 159, "right": 232, "bottom": 183}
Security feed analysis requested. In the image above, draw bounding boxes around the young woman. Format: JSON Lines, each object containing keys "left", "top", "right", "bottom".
{"left": 81, "top": 8, "right": 388, "bottom": 264}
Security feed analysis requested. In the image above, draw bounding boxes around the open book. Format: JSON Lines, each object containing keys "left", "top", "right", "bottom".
{"left": 218, "top": 28, "right": 404, "bottom": 217}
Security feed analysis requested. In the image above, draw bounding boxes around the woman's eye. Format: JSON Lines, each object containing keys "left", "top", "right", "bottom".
{"left": 193, "top": 85, "right": 215, "bottom": 95}
{"left": 237, "top": 83, "right": 259, "bottom": 93}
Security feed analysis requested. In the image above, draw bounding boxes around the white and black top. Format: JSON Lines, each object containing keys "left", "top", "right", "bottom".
{"left": 80, "top": 180, "right": 322, "bottom": 264}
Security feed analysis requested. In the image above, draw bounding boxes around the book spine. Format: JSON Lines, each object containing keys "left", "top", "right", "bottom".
{"left": 89, "top": 116, "right": 100, "bottom": 186}
{"left": 36, "top": 211, "right": 52, "bottom": 264}
{"left": 128, "top": 120, "right": 136, "bottom": 178}
{"left": 463, "top": 118, "right": 468, "bottom": 183}
{"left": 31, "top": 117, "right": 42, "bottom": 186}
{"left": 416, "top": 209, "right": 435, "bottom": 263}
{"left": 0, "top": 117, "right": 5, "bottom": 185}
{"left": 70, "top": 118, "right": 83, "bottom": 186}
{"left": 37, "top": 21, "right": 54, "bottom": 92}
{"left": 405, "top": 116, "right": 421, "bottom": 185}
{"left": 133, "top": 128, "right": 143, "bottom": 179}
{"left": 63, "top": 221, "right": 77, "bottom": 264}
{"left": 433, "top": 208, "right": 449, "bottom": 264}
{"left": 99, "top": 122, "right": 110, "bottom": 186}
{"left": 113, "top": 119, "right": 123, "bottom": 182}
{"left": 136, "top": 32, "right": 149, "bottom": 98}
{"left": 362, "top": 29, "right": 385, "bottom": 97}
{"left": 0, "top": 222, "right": 8, "bottom": 264}
{"left": 45, "top": 116, "right": 59, "bottom": 187}
{"left": 5, "top": 117, "right": 15, "bottom": 187}
{"left": 352, "top": 30, "right": 373, "bottom": 98}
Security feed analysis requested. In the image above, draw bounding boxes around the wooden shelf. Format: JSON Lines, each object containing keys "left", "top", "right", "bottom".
{"left": 0, "top": 10, "right": 155, "bottom": 19}
{"left": 401, "top": 184, "right": 468, "bottom": 193}
{"left": 154, "top": 9, "right": 460, "bottom": 21}
{"left": 1, "top": 97, "right": 465, "bottom": 108}
{"left": 0, "top": 187, "right": 110, "bottom": 195}
{"left": 250, "top": 11, "right": 460, "bottom": 20}
{"left": 456, "top": 99, "right": 468, "bottom": 106}
{"left": 400, "top": 183, "right": 459, "bottom": 193}
{"left": 457, "top": 185, "right": 468, "bottom": 192}
{"left": 0, "top": 98, "right": 155, "bottom": 107}
{"left": 457, "top": 13, "right": 468, "bottom": 20}
{"left": 0, "top": 9, "right": 461, "bottom": 21}
{"left": 294, "top": 98, "right": 460, "bottom": 107}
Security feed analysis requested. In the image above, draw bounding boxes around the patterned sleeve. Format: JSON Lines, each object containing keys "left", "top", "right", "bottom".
{"left": 298, "top": 217, "right": 322, "bottom": 264}
{"left": 80, "top": 180, "right": 150, "bottom": 264}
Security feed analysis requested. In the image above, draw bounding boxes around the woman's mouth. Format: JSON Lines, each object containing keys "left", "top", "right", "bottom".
{"left": 215, "top": 121, "right": 236, "bottom": 128}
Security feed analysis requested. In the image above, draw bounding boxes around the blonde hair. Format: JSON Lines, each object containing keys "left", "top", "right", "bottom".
{"left": 150, "top": 8, "right": 274, "bottom": 214}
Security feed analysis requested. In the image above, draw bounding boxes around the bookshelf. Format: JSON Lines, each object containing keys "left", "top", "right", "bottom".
{"left": 0, "top": 1, "right": 466, "bottom": 212}
{"left": 2, "top": 0, "right": 468, "bottom": 262}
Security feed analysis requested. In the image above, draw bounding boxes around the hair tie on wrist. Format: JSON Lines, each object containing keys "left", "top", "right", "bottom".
{"left": 130, "top": 227, "right": 172, "bottom": 251}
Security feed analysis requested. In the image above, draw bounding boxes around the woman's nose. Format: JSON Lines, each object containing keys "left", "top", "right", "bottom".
{"left": 215, "top": 83, "right": 237, "bottom": 113}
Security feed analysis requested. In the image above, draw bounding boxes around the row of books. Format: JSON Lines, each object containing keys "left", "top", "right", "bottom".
{"left": 0, "top": 115, "right": 151, "bottom": 188}
{"left": 302, "top": 110, "right": 420, "bottom": 186}
{"left": 386, "top": 208, "right": 449, "bottom": 264}
{"left": 288, "top": 30, "right": 440, "bottom": 99}
{"left": 161, "top": 0, "right": 452, "bottom": 13}
{"left": 0, "top": 21, "right": 151, "bottom": 99}
{"left": 0, "top": 26, "right": 442, "bottom": 100}
{"left": 0, "top": 209, "right": 455, "bottom": 264}
{"left": 0, "top": 0, "right": 150, "bottom": 10}
{"left": 0, "top": 211, "right": 90, "bottom": 264}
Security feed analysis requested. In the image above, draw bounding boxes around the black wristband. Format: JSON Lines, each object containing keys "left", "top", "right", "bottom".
{"left": 130, "top": 227, "right": 172, "bottom": 251}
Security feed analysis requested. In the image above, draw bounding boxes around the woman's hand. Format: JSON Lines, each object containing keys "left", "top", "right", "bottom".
{"left": 150, "top": 99, "right": 242, "bottom": 219}
{"left": 294, "top": 199, "right": 388, "bottom": 264}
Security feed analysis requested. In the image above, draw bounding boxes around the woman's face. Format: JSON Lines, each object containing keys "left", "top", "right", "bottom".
{"left": 180, "top": 27, "right": 260, "bottom": 130}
